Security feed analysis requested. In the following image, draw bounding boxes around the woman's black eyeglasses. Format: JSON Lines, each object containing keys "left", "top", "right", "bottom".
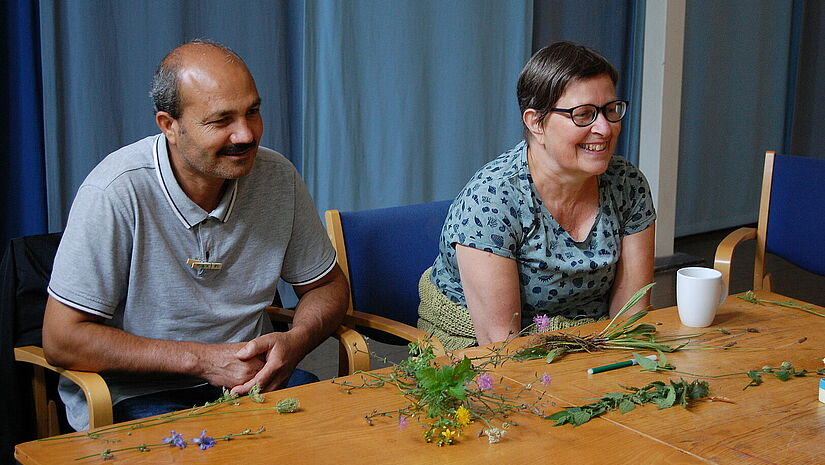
{"left": 549, "top": 100, "right": 628, "bottom": 127}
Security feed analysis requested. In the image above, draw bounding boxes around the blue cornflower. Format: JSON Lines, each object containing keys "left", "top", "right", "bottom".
{"left": 192, "top": 430, "right": 216, "bottom": 450}
{"left": 162, "top": 430, "right": 187, "bottom": 449}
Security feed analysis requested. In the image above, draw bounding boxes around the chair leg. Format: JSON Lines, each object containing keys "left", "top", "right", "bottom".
{"left": 32, "top": 366, "right": 49, "bottom": 438}
{"left": 763, "top": 273, "right": 773, "bottom": 292}
{"left": 47, "top": 400, "right": 60, "bottom": 437}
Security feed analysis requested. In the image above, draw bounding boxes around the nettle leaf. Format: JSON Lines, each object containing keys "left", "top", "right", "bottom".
{"left": 416, "top": 367, "right": 439, "bottom": 390}
{"left": 745, "top": 370, "right": 763, "bottom": 389}
{"left": 447, "top": 385, "right": 467, "bottom": 400}
{"left": 571, "top": 409, "right": 592, "bottom": 426}
{"left": 687, "top": 380, "right": 710, "bottom": 400}
{"left": 543, "top": 410, "right": 570, "bottom": 425}
{"left": 654, "top": 387, "right": 677, "bottom": 409}
{"left": 619, "top": 400, "right": 636, "bottom": 414}
{"left": 773, "top": 370, "right": 791, "bottom": 381}
{"left": 438, "top": 365, "right": 455, "bottom": 383}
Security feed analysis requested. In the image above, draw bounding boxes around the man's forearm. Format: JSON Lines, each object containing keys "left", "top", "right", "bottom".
{"left": 42, "top": 297, "right": 262, "bottom": 388}
{"left": 288, "top": 265, "right": 349, "bottom": 358}
{"left": 44, "top": 312, "right": 201, "bottom": 375}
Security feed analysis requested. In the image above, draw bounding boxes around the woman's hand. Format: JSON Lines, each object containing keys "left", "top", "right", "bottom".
{"left": 455, "top": 244, "right": 522, "bottom": 345}
{"left": 609, "top": 222, "right": 656, "bottom": 317}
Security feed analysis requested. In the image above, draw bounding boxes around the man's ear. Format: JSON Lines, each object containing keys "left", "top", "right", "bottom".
{"left": 522, "top": 108, "right": 544, "bottom": 141}
{"left": 155, "top": 111, "right": 179, "bottom": 145}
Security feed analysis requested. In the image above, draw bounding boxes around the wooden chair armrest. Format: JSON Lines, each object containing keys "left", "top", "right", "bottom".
{"left": 334, "top": 326, "right": 370, "bottom": 375}
{"left": 713, "top": 227, "right": 757, "bottom": 285}
{"left": 14, "top": 346, "right": 113, "bottom": 429}
{"left": 345, "top": 311, "right": 446, "bottom": 357}
{"left": 266, "top": 305, "right": 296, "bottom": 323}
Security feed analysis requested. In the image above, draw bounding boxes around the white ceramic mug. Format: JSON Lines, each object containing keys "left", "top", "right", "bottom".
{"left": 676, "top": 267, "right": 728, "bottom": 327}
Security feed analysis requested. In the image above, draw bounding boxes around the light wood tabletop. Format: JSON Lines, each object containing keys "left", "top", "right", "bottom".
{"left": 15, "top": 291, "right": 825, "bottom": 465}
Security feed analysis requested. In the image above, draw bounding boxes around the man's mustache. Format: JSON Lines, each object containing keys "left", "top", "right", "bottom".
{"left": 218, "top": 141, "right": 257, "bottom": 156}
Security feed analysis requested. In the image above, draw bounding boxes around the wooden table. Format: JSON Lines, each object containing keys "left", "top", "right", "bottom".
{"left": 15, "top": 291, "right": 825, "bottom": 464}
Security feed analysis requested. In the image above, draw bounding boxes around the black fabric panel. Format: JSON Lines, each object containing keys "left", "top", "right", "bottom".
{"left": 0, "top": 232, "right": 63, "bottom": 464}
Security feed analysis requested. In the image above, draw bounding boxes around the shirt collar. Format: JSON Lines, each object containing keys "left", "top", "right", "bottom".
{"left": 152, "top": 134, "right": 238, "bottom": 229}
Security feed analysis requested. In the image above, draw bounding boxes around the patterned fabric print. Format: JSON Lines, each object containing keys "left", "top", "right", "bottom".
{"left": 430, "top": 140, "right": 656, "bottom": 325}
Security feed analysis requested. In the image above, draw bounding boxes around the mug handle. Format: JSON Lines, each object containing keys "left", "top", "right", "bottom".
{"left": 718, "top": 278, "right": 728, "bottom": 306}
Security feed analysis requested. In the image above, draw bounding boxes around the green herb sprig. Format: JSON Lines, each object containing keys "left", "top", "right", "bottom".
{"left": 74, "top": 427, "right": 266, "bottom": 461}
{"left": 738, "top": 291, "right": 825, "bottom": 318}
{"left": 632, "top": 354, "right": 825, "bottom": 390}
{"left": 543, "top": 379, "right": 710, "bottom": 427}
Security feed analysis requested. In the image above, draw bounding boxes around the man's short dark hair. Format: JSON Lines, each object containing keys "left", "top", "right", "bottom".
{"left": 517, "top": 41, "right": 618, "bottom": 133}
{"left": 150, "top": 39, "right": 243, "bottom": 119}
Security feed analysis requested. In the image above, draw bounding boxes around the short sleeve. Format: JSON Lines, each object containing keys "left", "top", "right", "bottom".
{"left": 48, "top": 185, "right": 133, "bottom": 318}
{"left": 443, "top": 177, "right": 522, "bottom": 259}
{"left": 611, "top": 158, "right": 656, "bottom": 237}
{"left": 280, "top": 169, "right": 337, "bottom": 285}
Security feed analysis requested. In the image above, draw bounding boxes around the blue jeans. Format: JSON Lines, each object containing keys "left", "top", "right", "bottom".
{"left": 112, "top": 368, "right": 319, "bottom": 423}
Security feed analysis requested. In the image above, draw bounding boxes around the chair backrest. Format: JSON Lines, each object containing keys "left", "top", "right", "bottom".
{"left": 763, "top": 153, "right": 825, "bottom": 275}
{"left": 753, "top": 152, "right": 825, "bottom": 289}
{"left": 326, "top": 200, "right": 452, "bottom": 341}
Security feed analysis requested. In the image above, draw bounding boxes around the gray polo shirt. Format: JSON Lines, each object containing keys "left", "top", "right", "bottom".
{"left": 48, "top": 134, "right": 336, "bottom": 430}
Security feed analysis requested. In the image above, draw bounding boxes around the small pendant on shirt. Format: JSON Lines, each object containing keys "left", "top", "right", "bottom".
{"left": 186, "top": 258, "right": 222, "bottom": 270}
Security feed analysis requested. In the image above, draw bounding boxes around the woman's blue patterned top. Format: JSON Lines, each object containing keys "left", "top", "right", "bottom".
{"left": 430, "top": 140, "right": 656, "bottom": 323}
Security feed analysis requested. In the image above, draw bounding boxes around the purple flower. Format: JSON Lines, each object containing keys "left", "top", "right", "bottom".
{"left": 162, "top": 430, "right": 187, "bottom": 449}
{"left": 477, "top": 373, "right": 494, "bottom": 391}
{"left": 192, "top": 430, "right": 216, "bottom": 450}
{"left": 398, "top": 415, "right": 409, "bottom": 430}
{"left": 533, "top": 314, "right": 551, "bottom": 333}
{"left": 540, "top": 372, "right": 552, "bottom": 386}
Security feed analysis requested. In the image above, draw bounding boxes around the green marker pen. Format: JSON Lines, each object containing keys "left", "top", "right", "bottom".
{"left": 587, "top": 354, "right": 657, "bottom": 375}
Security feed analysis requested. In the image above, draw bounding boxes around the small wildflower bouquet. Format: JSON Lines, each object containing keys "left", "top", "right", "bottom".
{"left": 336, "top": 342, "right": 544, "bottom": 446}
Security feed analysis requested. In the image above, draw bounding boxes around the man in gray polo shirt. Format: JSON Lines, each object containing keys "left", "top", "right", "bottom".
{"left": 42, "top": 40, "right": 349, "bottom": 431}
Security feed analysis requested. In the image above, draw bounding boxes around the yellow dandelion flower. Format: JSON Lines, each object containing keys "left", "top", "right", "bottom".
{"left": 455, "top": 406, "right": 472, "bottom": 427}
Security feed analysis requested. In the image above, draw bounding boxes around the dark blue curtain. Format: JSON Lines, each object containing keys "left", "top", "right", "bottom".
{"left": 0, "top": 0, "right": 48, "bottom": 251}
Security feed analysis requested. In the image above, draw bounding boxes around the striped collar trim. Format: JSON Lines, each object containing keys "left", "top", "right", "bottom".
{"left": 152, "top": 134, "right": 238, "bottom": 229}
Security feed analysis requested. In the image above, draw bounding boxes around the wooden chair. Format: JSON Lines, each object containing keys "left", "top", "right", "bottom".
{"left": 3, "top": 233, "right": 367, "bottom": 443}
{"left": 325, "top": 201, "right": 451, "bottom": 366}
{"left": 714, "top": 151, "right": 825, "bottom": 291}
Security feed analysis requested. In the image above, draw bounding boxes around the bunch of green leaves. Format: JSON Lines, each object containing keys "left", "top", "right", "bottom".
{"left": 544, "top": 379, "right": 710, "bottom": 427}
{"left": 738, "top": 291, "right": 825, "bottom": 318}
{"left": 515, "top": 284, "right": 715, "bottom": 364}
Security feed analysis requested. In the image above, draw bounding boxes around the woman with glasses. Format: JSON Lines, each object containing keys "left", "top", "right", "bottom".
{"left": 418, "top": 41, "right": 656, "bottom": 351}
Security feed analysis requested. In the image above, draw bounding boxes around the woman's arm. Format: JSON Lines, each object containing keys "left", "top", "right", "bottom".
{"left": 609, "top": 222, "right": 656, "bottom": 317}
{"left": 455, "top": 244, "right": 522, "bottom": 345}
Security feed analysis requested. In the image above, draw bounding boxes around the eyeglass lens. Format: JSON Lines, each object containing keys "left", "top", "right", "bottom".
{"left": 572, "top": 101, "right": 626, "bottom": 126}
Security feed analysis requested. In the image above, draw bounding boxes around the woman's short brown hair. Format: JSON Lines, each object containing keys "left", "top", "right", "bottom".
{"left": 517, "top": 41, "right": 618, "bottom": 132}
